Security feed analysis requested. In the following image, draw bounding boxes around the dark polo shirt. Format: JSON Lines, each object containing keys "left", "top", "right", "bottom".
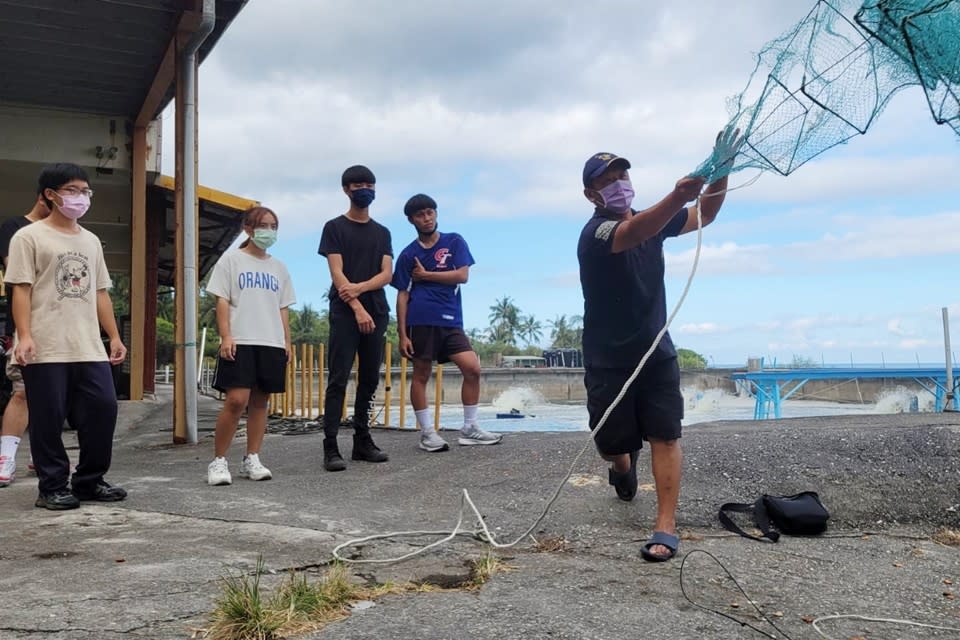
{"left": 577, "top": 206, "right": 689, "bottom": 369}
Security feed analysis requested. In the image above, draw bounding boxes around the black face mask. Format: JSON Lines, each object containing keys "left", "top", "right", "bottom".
{"left": 350, "top": 188, "right": 375, "bottom": 208}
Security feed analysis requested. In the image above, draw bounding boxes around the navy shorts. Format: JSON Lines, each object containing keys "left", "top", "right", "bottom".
{"left": 585, "top": 357, "right": 684, "bottom": 456}
{"left": 408, "top": 326, "right": 473, "bottom": 364}
{"left": 213, "top": 345, "right": 288, "bottom": 394}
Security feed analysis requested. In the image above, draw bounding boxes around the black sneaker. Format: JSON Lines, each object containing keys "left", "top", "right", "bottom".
{"left": 35, "top": 490, "right": 81, "bottom": 510}
{"left": 323, "top": 440, "right": 347, "bottom": 472}
{"left": 608, "top": 450, "right": 639, "bottom": 502}
{"left": 352, "top": 434, "right": 388, "bottom": 463}
{"left": 72, "top": 481, "right": 127, "bottom": 502}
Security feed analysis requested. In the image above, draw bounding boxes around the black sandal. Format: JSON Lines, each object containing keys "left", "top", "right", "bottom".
{"left": 607, "top": 449, "right": 639, "bottom": 501}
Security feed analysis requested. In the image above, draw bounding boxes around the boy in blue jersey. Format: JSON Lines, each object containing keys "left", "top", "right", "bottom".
{"left": 392, "top": 194, "right": 502, "bottom": 452}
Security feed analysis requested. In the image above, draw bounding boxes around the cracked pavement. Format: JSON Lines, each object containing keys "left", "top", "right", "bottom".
{"left": 1, "top": 392, "right": 958, "bottom": 639}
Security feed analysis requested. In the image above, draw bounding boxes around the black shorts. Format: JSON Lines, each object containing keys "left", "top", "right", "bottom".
{"left": 408, "top": 326, "right": 473, "bottom": 364}
{"left": 213, "top": 345, "right": 288, "bottom": 394}
{"left": 585, "top": 357, "right": 684, "bottom": 456}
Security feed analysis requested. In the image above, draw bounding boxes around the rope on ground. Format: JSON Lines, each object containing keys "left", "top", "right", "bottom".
{"left": 810, "top": 615, "right": 960, "bottom": 639}
{"left": 332, "top": 184, "right": 720, "bottom": 563}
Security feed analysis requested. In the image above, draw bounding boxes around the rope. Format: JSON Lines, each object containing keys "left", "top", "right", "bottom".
{"left": 811, "top": 615, "right": 960, "bottom": 639}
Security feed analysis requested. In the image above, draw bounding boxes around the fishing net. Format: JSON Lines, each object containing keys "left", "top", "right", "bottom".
{"left": 693, "top": 0, "right": 960, "bottom": 182}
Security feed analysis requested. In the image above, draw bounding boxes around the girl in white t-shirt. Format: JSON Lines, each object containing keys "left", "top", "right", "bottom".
{"left": 204, "top": 206, "right": 296, "bottom": 486}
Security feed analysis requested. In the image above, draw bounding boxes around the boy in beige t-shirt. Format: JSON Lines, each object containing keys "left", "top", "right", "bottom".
{"left": 4, "top": 163, "right": 127, "bottom": 510}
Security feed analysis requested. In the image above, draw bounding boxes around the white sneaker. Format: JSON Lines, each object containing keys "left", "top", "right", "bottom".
{"left": 458, "top": 423, "right": 503, "bottom": 446}
{"left": 238, "top": 453, "right": 272, "bottom": 481}
{"left": 0, "top": 455, "right": 15, "bottom": 487}
{"left": 207, "top": 457, "right": 232, "bottom": 486}
{"left": 419, "top": 430, "right": 450, "bottom": 452}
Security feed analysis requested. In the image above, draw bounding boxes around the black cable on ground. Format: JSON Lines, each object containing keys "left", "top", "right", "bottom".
{"left": 679, "top": 549, "right": 795, "bottom": 640}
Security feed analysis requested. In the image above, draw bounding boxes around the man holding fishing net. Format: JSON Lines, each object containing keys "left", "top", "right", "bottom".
{"left": 577, "top": 126, "right": 743, "bottom": 561}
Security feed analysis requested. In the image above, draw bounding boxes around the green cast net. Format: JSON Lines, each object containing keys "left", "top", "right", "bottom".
{"left": 694, "top": 0, "right": 959, "bottom": 182}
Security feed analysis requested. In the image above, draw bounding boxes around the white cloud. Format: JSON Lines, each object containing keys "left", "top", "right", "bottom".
{"left": 676, "top": 322, "right": 727, "bottom": 335}
{"left": 663, "top": 209, "right": 960, "bottom": 277}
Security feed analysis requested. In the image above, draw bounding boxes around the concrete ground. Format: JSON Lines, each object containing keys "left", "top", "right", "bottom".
{"left": 1, "top": 391, "right": 958, "bottom": 639}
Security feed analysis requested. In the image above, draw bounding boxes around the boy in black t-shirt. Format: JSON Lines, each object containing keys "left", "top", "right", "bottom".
{"left": 318, "top": 165, "right": 393, "bottom": 471}
{"left": 0, "top": 189, "right": 49, "bottom": 487}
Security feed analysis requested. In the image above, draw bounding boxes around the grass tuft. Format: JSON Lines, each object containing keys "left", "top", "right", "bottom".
{"left": 932, "top": 528, "right": 960, "bottom": 547}
{"left": 467, "top": 551, "right": 514, "bottom": 588}
{"left": 202, "top": 559, "right": 459, "bottom": 639}
{"left": 205, "top": 556, "right": 283, "bottom": 640}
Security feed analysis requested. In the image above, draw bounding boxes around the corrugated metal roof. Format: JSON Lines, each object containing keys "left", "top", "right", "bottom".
{"left": 150, "top": 175, "right": 257, "bottom": 287}
{"left": 0, "top": 0, "right": 247, "bottom": 118}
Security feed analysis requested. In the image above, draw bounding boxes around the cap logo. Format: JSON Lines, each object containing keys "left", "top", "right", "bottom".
{"left": 595, "top": 153, "right": 615, "bottom": 161}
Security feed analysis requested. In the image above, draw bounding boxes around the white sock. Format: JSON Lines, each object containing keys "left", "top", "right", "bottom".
{"left": 463, "top": 405, "right": 478, "bottom": 429}
{"left": 0, "top": 435, "right": 21, "bottom": 459}
{"left": 414, "top": 409, "right": 431, "bottom": 431}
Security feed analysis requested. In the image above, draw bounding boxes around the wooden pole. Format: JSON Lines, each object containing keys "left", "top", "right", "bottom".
{"left": 318, "top": 343, "right": 325, "bottom": 416}
{"left": 285, "top": 355, "right": 295, "bottom": 417}
{"left": 433, "top": 363, "right": 443, "bottom": 432}
{"left": 400, "top": 357, "right": 407, "bottom": 430}
{"left": 299, "top": 343, "right": 307, "bottom": 417}
{"left": 384, "top": 341, "right": 392, "bottom": 428}
{"left": 306, "top": 344, "right": 314, "bottom": 419}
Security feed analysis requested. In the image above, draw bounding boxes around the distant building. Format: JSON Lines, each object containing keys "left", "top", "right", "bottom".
{"left": 542, "top": 348, "right": 583, "bottom": 368}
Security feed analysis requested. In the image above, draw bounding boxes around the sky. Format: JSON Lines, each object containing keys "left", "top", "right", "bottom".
{"left": 160, "top": 0, "right": 960, "bottom": 367}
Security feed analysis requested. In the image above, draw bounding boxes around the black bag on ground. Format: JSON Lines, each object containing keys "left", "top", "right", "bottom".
{"left": 719, "top": 491, "right": 829, "bottom": 542}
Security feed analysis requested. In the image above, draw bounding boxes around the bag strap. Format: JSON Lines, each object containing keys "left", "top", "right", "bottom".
{"left": 718, "top": 499, "right": 780, "bottom": 542}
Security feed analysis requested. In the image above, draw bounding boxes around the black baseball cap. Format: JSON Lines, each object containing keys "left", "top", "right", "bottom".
{"left": 582, "top": 153, "right": 631, "bottom": 188}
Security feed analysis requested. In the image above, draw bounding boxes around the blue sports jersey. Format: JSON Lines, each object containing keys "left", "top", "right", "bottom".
{"left": 391, "top": 232, "right": 474, "bottom": 328}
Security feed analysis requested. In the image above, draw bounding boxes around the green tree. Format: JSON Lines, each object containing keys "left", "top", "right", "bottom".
{"left": 156, "top": 317, "right": 175, "bottom": 365}
{"left": 157, "top": 288, "right": 174, "bottom": 322}
{"left": 290, "top": 303, "right": 323, "bottom": 344}
{"left": 488, "top": 296, "right": 520, "bottom": 346}
{"left": 677, "top": 348, "right": 707, "bottom": 369}
{"left": 548, "top": 314, "right": 582, "bottom": 349}
{"left": 109, "top": 272, "right": 130, "bottom": 319}
{"left": 519, "top": 315, "right": 543, "bottom": 346}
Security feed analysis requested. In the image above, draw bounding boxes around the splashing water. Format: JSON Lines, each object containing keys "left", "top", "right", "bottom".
{"left": 873, "top": 386, "right": 937, "bottom": 412}
{"left": 694, "top": 0, "right": 960, "bottom": 182}
{"left": 491, "top": 387, "right": 546, "bottom": 414}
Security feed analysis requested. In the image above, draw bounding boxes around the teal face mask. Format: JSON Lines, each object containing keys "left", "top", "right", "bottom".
{"left": 252, "top": 228, "right": 277, "bottom": 249}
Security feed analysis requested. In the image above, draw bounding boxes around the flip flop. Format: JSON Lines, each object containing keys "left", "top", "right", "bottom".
{"left": 607, "top": 449, "right": 639, "bottom": 502}
{"left": 640, "top": 531, "right": 679, "bottom": 562}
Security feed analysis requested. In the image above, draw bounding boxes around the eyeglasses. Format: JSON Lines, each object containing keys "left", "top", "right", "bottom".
{"left": 58, "top": 187, "right": 94, "bottom": 198}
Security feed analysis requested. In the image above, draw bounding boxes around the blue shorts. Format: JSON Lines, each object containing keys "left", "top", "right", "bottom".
{"left": 584, "top": 357, "right": 684, "bottom": 456}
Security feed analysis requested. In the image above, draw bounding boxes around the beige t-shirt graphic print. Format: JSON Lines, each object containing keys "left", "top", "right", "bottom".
{"left": 3, "top": 222, "right": 112, "bottom": 364}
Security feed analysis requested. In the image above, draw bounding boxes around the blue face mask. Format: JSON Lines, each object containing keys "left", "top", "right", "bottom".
{"left": 350, "top": 187, "right": 375, "bottom": 208}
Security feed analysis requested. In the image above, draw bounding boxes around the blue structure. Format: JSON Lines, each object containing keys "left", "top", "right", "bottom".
{"left": 730, "top": 367, "right": 960, "bottom": 419}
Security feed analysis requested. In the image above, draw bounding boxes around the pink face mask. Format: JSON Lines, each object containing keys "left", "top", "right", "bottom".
{"left": 598, "top": 179, "right": 635, "bottom": 213}
{"left": 57, "top": 193, "right": 91, "bottom": 220}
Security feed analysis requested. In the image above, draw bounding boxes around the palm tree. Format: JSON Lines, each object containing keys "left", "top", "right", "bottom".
{"left": 488, "top": 296, "right": 520, "bottom": 346}
{"left": 487, "top": 322, "right": 513, "bottom": 345}
{"left": 549, "top": 314, "right": 571, "bottom": 348}
{"left": 519, "top": 315, "right": 543, "bottom": 347}
{"left": 290, "top": 303, "right": 321, "bottom": 344}
{"left": 488, "top": 296, "right": 519, "bottom": 327}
